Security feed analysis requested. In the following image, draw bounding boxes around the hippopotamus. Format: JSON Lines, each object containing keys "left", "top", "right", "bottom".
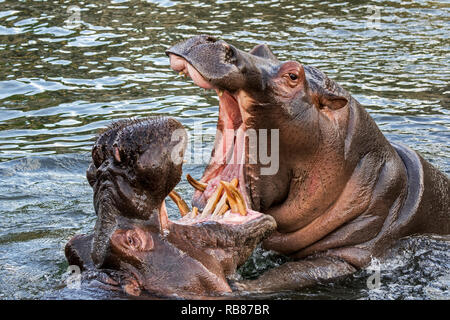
{"left": 65, "top": 117, "right": 276, "bottom": 297}
{"left": 166, "top": 35, "right": 450, "bottom": 292}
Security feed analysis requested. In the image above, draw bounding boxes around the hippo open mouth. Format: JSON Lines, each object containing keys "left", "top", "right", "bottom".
{"left": 166, "top": 36, "right": 281, "bottom": 219}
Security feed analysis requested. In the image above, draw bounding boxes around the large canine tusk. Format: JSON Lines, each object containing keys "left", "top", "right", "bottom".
{"left": 168, "top": 190, "right": 190, "bottom": 217}
{"left": 186, "top": 174, "right": 207, "bottom": 192}
{"left": 220, "top": 180, "right": 247, "bottom": 216}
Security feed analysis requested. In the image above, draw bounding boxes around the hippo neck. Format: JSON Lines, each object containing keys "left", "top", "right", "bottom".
{"left": 284, "top": 103, "right": 411, "bottom": 263}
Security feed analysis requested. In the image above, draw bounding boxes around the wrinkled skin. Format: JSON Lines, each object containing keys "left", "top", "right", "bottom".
{"left": 65, "top": 117, "right": 276, "bottom": 297}
{"left": 166, "top": 35, "right": 450, "bottom": 292}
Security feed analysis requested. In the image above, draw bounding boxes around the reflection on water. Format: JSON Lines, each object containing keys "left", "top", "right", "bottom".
{"left": 0, "top": 0, "right": 448, "bottom": 299}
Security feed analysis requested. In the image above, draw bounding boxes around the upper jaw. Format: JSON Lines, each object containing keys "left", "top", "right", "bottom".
{"left": 166, "top": 36, "right": 249, "bottom": 92}
{"left": 167, "top": 51, "right": 240, "bottom": 94}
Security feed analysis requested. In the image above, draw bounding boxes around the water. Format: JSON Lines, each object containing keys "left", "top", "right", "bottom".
{"left": 0, "top": 0, "right": 449, "bottom": 299}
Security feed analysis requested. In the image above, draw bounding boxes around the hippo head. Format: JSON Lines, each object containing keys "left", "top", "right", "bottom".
{"left": 65, "top": 117, "right": 276, "bottom": 297}
{"left": 166, "top": 35, "right": 350, "bottom": 216}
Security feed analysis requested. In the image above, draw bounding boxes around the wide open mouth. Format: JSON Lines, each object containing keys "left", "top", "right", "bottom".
{"left": 165, "top": 53, "right": 261, "bottom": 226}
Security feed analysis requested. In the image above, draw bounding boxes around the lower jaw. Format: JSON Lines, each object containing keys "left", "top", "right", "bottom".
{"left": 161, "top": 192, "right": 262, "bottom": 227}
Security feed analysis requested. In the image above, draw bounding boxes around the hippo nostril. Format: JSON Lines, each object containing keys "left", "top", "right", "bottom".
{"left": 224, "top": 45, "right": 236, "bottom": 64}
{"left": 205, "top": 36, "right": 217, "bottom": 43}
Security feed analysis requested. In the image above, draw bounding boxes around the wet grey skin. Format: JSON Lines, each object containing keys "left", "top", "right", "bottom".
{"left": 65, "top": 117, "right": 276, "bottom": 297}
{"left": 166, "top": 35, "right": 449, "bottom": 292}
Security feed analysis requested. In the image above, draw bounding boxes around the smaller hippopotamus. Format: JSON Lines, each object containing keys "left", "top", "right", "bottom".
{"left": 65, "top": 117, "right": 276, "bottom": 297}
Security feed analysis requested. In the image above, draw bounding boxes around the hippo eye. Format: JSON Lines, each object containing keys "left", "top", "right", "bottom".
{"left": 127, "top": 234, "right": 138, "bottom": 249}
{"left": 289, "top": 73, "right": 298, "bottom": 81}
{"left": 116, "top": 229, "right": 153, "bottom": 253}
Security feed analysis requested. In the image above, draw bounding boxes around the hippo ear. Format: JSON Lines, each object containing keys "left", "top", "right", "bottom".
{"left": 317, "top": 92, "right": 348, "bottom": 111}
{"left": 249, "top": 44, "right": 278, "bottom": 61}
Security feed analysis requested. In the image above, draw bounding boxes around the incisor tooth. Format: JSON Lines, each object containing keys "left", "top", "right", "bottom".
{"left": 217, "top": 204, "right": 229, "bottom": 216}
{"left": 220, "top": 181, "right": 247, "bottom": 216}
{"left": 212, "top": 193, "right": 228, "bottom": 216}
{"left": 168, "top": 190, "right": 190, "bottom": 217}
{"left": 218, "top": 90, "right": 223, "bottom": 97}
{"left": 192, "top": 206, "right": 198, "bottom": 218}
{"left": 201, "top": 184, "right": 224, "bottom": 217}
{"left": 186, "top": 174, "right": 207, "bottom": 192}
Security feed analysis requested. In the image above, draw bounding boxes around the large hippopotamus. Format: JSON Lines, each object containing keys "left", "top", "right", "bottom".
{"left": 65, "top": 117, "right": 276, "bottom": 297}
{"left": 166, "top": 35, "right": 449, "bottom": 292}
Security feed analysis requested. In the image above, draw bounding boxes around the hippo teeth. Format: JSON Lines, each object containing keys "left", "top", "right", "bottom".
{"left": 192, "top": 206, "right": 198, "bottom": 217}
{"left": 173, "top": 176, "right": 260, "bottom": 225}
{"left": 186, "top": 174, "right": 207, "bottom": 191}
{"left": 200, "top": 183, "right": 224, "bottom": 218}
{"left": 220, "top": 180, "right": 247, "bottom": 216}
{"left": 212, "top": 190, "right": 228, "bottom": 216}
{"left": 168, "top": 190, "right": 190, "bottom": 217}
{"left": 169, "top": 176, "right": 248, "bottom": 223}
{"left": 212, "top": 178, "right": 238, "bottom": 216}
{"left": 197, "top": 178, "right": 247, "bottom": 218}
